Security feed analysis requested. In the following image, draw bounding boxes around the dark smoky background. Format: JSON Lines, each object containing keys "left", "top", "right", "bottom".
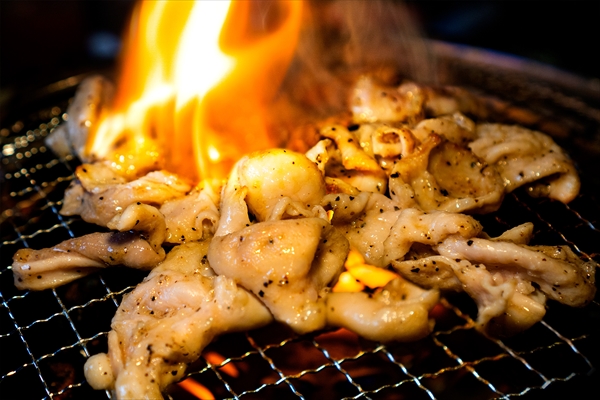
{"left": 1, "top": 1, "right": 598, "bottom": 96}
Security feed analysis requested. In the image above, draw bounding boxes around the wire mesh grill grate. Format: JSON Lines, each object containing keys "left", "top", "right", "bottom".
{"left": 1, "top": 81, "right": 598, "bottom": 400}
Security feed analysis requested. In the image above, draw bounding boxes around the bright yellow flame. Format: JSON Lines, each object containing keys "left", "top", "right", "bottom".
{"left": 333, "top": 249, "right": 399, "bottom": 292}
{"left": 86, "top": 0, "right": 303, "bottom": 182}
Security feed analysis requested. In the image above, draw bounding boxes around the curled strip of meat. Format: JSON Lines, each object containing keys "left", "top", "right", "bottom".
{"left": 320, "top": 125, "right": 381, "bottom": 172}
{"left": 388, "top": 134, "right": 505, "bottom": 213}
{"left": 45, "top": 75, "right": 114, "bottom": 161}
{"left": 325, "top": 191, "right": 481, "bottom": 268}
{"left": 329, "top": 192, "right": 402, "bottom": 267}
{"left": 349, "top": 123, "right": 417, "bottom": 173}
{"left": 234, "top": 149, "right": 326, "bottom": 221}
{"left": 209, "top": 218, "right": 348, "bottom": 334}
{"left": 383, "top": 208, "right": 482, "bottom": 266}
{"left": 84, "top": 243, "right": 272, "bottom": 400}
{"left": 160, "top": 181, "right": 221, "bottom": 244}
{"left": 61, "top": 162, "right": 191, "bottom": 227}
{"left": 469, "top": 124, "right": 580, "bottom": 203}
{"left": 392, "top": 254, "right": 547, "bottom": 334}
{"left": 436, "top": 236, "right": 596, "bottom": 307}
{"left": 12, "top": 203, "right": 166, "bottom": 290}
{"left": 392, "top": 223, "right": 535, "bottom": 291}
{"left": 313, "top": 126, "right": 388, "bottom": 194}
{"left": 327, "top": 277, "right": 439, "bottom": 342}
{"left": 351, "top": 76, "right": 425, "bottom": 124}
{"left": 411, "top": 113, "right": 477, "bottom": 147}
{"left": 209, "top": 151, "right": 349, "bottom": 334}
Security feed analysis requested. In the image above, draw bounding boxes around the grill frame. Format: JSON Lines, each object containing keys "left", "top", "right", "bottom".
{"left": 1, "top": 48, "right": 599, "bottom": 399}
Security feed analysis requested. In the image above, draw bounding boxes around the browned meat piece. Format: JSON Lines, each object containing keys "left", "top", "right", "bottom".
{"left": 469, "top": 124, "right": 580, "bottom": 203}
{"left": 61, "top": 162, "right": 191, "bottom": 227}
{"left": 45, "top": 75, "right": 114, "bottom": 161}
{"left": 84, "top": 243, "right": 272, "bottom": 399}
{"left": 12, "top": 204, "right": 166, "bottom": 290}
{"left": 327, "top": 277, "right": 439, "bottom": 342}
{"left": 388, "top": 134, "right": 505, "bottom": 213}
{"left": 436, "top": 236, "right": 596, "bottom": 307}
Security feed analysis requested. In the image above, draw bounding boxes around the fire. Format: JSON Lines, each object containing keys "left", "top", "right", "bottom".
{"left": 333, "top": 249, "right": 399, "bottom": 292}
{"left": 87, "top": 0, "right": 303, "bottom": 181}
{"left": 177, "top": 378, "right": 215, "bottom": 400}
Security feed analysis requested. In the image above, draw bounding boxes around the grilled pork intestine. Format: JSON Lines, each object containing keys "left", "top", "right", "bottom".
{"left": 84, "top": 242, "right": 272, "bottom": 400}
{"left": 327, "top": 277, "right": 439, "bottom": 342}
{"left": 351, "top": 76, "right": 425, "bottom": 125}
{"left": 469, "top": 124, "right": 580, "bottom": 203}
{"left": 306, "top": 125, "right": 388, "bottom": 194}
{"left": 45, "top": 75, "right": 114, "bottom": 161}
{"left": 11, "top": 72, "right": 597, "bottom": 400}
{"left": 436, "top": 236, "right": 596, "bottom": 307}
{"left": 350, "top": 76, "right": 580, "bottom": 205}
{"left": 322, "top": 191, "right": 482, "bottom": 268}
{"left": 232, "top": 149, "right": 327, "bottom": 221}
{"left": 12, "top": 203, "right": 166, "bottom": 290}
{"left": 391, "top": 223, "right": 596, "bottom": 334}
{"left": 159, "top": 182, "right": 221, "bottom": 243}
{"left": 388, "top": 133, "right": 505, "bottom": 213}
{"left": 61, "top": 162, "right": 191, "bottom": 227}
{"left": 208, "top": 150, "right": 349, "bottom": 334}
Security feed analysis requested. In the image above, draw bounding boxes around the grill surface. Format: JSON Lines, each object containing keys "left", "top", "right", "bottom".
{"left": 1, "top": 51, "right": 599, "bottom": 399}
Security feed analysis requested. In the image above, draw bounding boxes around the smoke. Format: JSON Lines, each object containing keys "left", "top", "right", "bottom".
{"left": 269, "top": 0, "right": 436, "bottom": 142}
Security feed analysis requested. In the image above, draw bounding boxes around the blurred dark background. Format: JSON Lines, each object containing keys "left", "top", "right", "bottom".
{"left": 1, "top": 1, "right": 598, "bottom": 102}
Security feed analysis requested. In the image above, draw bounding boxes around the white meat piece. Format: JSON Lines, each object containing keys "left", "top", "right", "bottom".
{"left": 233, "top": 149, "right": 326, "bottom": 221}
{"left": 160, "top": 181, "right": 221, "bottom": 244}
{"left": 392, "top": 254, "right": 547, "bottom": 334}
{"left": 351, "top": 76, "right": 425, "bottom": 124}
{"left": 316, "top": 125, "right": 388, "bottom": 194}
{"left": 209, "top": 218, "right": 349, "bottom": 334}
{"left": 483, "top": 222, "right": 534, "bottom": 245}
{"left": 355, "top": 124, "right": 417, "bottom": 160}
{"left": 84, "top": 242, "right": 272, "bottom": 400}
{"left": 61, "top": 162, "right": 191, "bottom": 227}
{"left": 436, "top": 236, "right": 596, "bottom": 307}
{"left": 391, "top": 250, "right": 463, "bottom": 292}
{"left": 12, "top": 203, "right": 166, "bottom": 290}
{"left": 320, "top": 125, "right": 381, "bottom": 172}
{"left": 209, "top": 150, "right": 349, "bottom": 334}
{"left": 383, "top": 208, "right": 482, "bottom": 266}
{"left": 412, "top": 113, "right": 477, "bottom": 147}
{"left": 469, "top": 124, "right": 580, "bottom": 203}
{"left": 392, "top": 223, "right": 536, "bottom": 287}
{"left": 486, "top": 287, "right": 547, "bottom": 336}
{"left": 45, "top": 75, "right": 114, "bottom": 161}
{"left": 388, "top": 134, "right": 505, "bottom": 213}
{"left": 329, "top": 191, "right": 482, "bottom": 267}
{"left": 327, "top": 277, "right": 439, "bottom": 342}
{"left": 329, "top": 192, "right": 402, "bottom": 267}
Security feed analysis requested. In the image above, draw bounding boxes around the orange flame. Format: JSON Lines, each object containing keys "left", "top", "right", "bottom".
{"left": 177, "top": 378, "right": 215, "bottom": 400}
{"left": 204, "top": 351, "right": 239, "bottom": 378}
{"left": 87, "top": 1, "right": 303, "bottom": 181}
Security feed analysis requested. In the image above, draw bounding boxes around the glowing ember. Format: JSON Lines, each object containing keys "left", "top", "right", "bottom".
{"left": 176, "top": 378, "right": 215, "bottom": 400}
{"left": 204, "top": 351, "right": 239, "bottom": 378}
{"left": 333, "top": 249, "right": 399, "bottom": 292}
{"left": 87, "top": 0, "right": 303, "bottom": 181}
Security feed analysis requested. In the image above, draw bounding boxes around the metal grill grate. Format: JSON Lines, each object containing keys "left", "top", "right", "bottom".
{"left": 1, "top": 77, "right": 599, "bottom": 400}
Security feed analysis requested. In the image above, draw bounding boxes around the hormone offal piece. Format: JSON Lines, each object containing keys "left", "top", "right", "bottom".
{"left": 10, "top": 74, "right": 597, "bottom": 399}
